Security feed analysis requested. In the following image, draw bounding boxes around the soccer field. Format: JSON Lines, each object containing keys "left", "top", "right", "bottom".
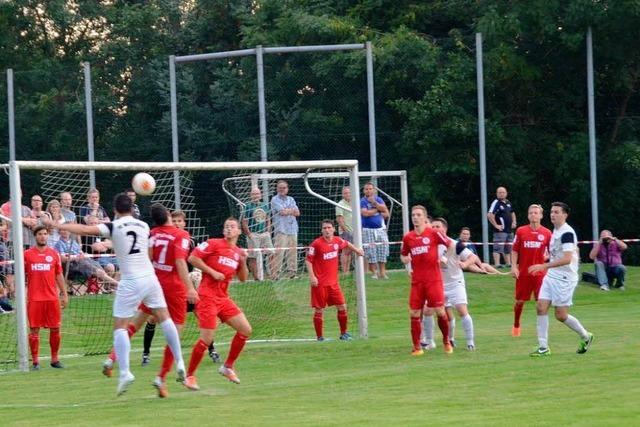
{"left": 2, "top": 268, "right": 639, "bottom": 426}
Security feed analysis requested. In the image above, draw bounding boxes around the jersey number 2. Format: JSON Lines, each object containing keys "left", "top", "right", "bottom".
{"left": 127, "top": 231, "right": 141, "bottom": 255}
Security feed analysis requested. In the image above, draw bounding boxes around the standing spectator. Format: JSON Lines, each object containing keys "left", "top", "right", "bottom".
{"left": 528, "top": 202, "right": 593, "bottom": 357}
{"left": 588, "top": 230, "right": 627, "bottom": 291}
{"left": 59, "top": 192, "right": 77, "bottom": 224}
{"left": 242, "top": 187, "right": 274, "bottom": 280}
{"left": 79, "top": 188, "right": 110, "bottom": 224}
{"left": 27, "top": 195, "right": 51, "bottom": 248}
{"left": 126, "top": 189, "right": 141, "bottom": 219}
{"left": 335, "top": 186, "right": 354, "bottom": 273}
{"left": 487, "top": 186, "right": 516, "bottom": 267}
{"left": 1, "top": 199, "right": 35, "bottom": 249}
{"left": 24, "top": 226, "right": 68, "bottom": 369}
{"left": 360, "top": 182, "right": 390, "bottom": 279}
{"left": 270, "top": 180, "right": 300, "bottom": 279}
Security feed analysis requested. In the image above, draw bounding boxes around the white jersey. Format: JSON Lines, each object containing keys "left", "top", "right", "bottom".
{"left": 438, "top": 238, "right": 474, "bottom": 290}
{"left": 546, "top": 222, "right": 579, "bottom": 282}
{"left": 98, "top": 215, "right": 155, "bottom": 279}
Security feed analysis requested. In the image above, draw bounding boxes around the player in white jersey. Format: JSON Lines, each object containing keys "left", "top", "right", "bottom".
{"left": 422, "top": 218, "right": 476, "bottom": 351}
{"left": 48, "top": 194, "right": 186, "bottom": 395}
{"left": 527, "top": 202, "right": 593, "bottom": 357}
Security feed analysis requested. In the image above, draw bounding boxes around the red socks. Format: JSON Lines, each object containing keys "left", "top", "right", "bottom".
{"left": 225, "top": 333, "right": 249, "bottom": 369}
{"left": 337, "top": 310, "right": 348, "bottom": 335}
{"left": 29, "top": 332, "right": 40, "bottom": 365}
{"left": 49, "top": 328, "right": 61, "bottom": 362}
{"left": 109, "top": 324, "right": 137, "bottom": 362}
{"left": 187, "top": 339, "right": 208, "bottom": 377}
{"left": 158, "top": 345, "right": 174, "bottom": 380}
{"left": 313, "top": 312, "right": 324, "bottom": 339}
{"left": 410, "top": 317, "right": 422, "bottom": 350}
{"left": 514, "top": 302, "right": 524, "bottom": 328}
{"left": 437, "top": 313, "right": 450, "bottom": 345}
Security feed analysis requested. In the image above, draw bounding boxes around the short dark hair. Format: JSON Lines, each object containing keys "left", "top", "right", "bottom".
{"left": 224, "top": 217, "right": 240, "bottom": 227}
{"left": 321, "top": 219, "right": 334, "bottom": 227}
{"left": 113, "top": 193, "right": 133, "bottom": 214}
{"left": 434, "top": 217, "right": 448, "bottom": 229}
{"left": 150, "top": 203, "right": 169, "bottom": 226}
{"left": 125, "top": 188, "right": 135, "bottom": 194}
{"left": 551, "top": 201, "right": 570, "bottom": 214}
{"left": 460, "top": 226, "right": 470, "bottom": 232}
{"left": 33, "top": 225, "right": 48, "bottom": 236}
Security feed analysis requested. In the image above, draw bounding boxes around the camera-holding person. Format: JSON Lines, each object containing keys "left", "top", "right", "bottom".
{"left": 588, "top": 230, "right": 627, "bottom": 291}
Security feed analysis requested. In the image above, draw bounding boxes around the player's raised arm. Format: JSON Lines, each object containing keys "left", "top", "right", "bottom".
{"left": 49, "top": 219, "right": 103, "bottom": 237}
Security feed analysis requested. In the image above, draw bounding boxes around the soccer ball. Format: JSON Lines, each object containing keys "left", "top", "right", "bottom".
{"left": 131, "top": 172, "right": 156, "bottom": 196}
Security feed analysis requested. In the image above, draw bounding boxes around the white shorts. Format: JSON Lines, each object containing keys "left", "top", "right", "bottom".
{"left": 444, "top": 282, "right": 468, "bottom": 307}
{"left": 113, "top": 274, "right": 167, "bottom": 318}
{"left": 538, "top": 275, "right": 577, "bottom": 307}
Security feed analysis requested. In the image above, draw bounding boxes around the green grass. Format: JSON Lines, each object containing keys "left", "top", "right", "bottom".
{"left": 2, "top": 268, "right": 639, "bottom": 426}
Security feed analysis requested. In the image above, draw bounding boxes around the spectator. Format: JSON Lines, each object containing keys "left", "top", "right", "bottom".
{"left": 126, "top": 189, "right": 141, "bottom": 219}
{"left": 360, "top": 182, "right": 390, "bottom": 279}
{"left": 589, "top": 230, "right": 627, "bottom": 291}
{"left": 335, "top": 186, "right": 354, "bottom": 273}
{"left": 487, "top": 186, "right": 516, "bottom": 268}
{"left": 457, "top": 226, "right": 507, "bottom": 275}
{"left": 59, "top": 192, "right": 77, "bottom": 224}
{"left": 25, "top": 195, "right": 51, "bottom": 248}
{"left": 0, "top": 220, "right": 15, "bottom": 301}
{"left": 46, "top": 199, "right": 66, "bottom": 247}
{"left": 242, "top": 187, "right": 275, "bottom": 281}
{"left": 0, "top": 199, "right": 35, "bottom": 248}
{"left": 271, "top": 180, "right": 300, "bottom": 279}
{"left": 82, "top": 215, "right": 118, "bottom": 282}
{"left": 79, "top": 188, "right": 110, "bottom": 224}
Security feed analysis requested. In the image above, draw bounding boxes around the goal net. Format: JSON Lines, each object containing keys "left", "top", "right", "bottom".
{"left": 3, "top": 160, "right": 377, "bottom": 371}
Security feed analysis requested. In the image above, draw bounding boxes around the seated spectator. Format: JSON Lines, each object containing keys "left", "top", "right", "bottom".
{"left": 54, "top": 229, "right": 118, "bottom": 294}
{"left": 46, "top": 199, "right": 66, "bottom": 247}
{"left": 0, "top": 220, "right": 15, "bottom": 299}
{"left": 0, "top": 279, "right": 13, "bottom": 313}
{"left": 457, "top": 227, "right": 507, "bottom": 275}
{"left": 589, "top": 229, "right": 627, "bottom": 291}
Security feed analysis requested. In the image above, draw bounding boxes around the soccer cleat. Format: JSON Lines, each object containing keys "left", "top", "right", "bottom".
{"left": 450, "top": 339, "right": 456, "bottom": 348}
{"left": 141, "top": 353, "right": 150, "bottom": 366}
{"left": 421, "top": 340, "right": 436, "bottom": 351}
{"left": 209, "top": 348, "right": 221, "bottom": 363}
{"left": 467, "top": 344, "right": 475, "bottom": 351}
{"left": 529, "top": 347, "right": 551, "bottom": 357}
{"left": 102, "top": 358, "right": 114, "bottom": 378}
{"left": 218, "top": 365, "right": 241, "bottom": 384}
{"left": 317, "top": 336, "right": 325, "bottom": 342}
{"left": 411, "top": 349, "right": 424, "bottom": 356}
{"left": 444, "top": 343, "right": 453, "bottom": 354}
{"left": 512, "top": 326, "right": 521, "bottom": 337}
{"left": 50, "top": 361, "right": 64, "bottom": 369}
{"left": 183, "top": 375, "right": 200, "bottom": 391}
{"left": 116, "top": 372, "right": 135, "bottom": 396}
{"left": 339, "top": 332, "right": 353, "bottom": 341}
{"left": 577, "top": 333, "right": 594, "bottom": 354}
{"left": 152, "top": 377, "right": 169, "bottom": 398}
{"left": 30, "top": 363, "right": 40, "bottom": 371}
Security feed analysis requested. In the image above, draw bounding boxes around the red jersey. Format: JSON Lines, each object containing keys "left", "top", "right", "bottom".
{"left": 512, "top": 225, "right": 552, "bottom": 275}
{"left": 150, "top": 225, "right": 191, "bottom": 296}
{"left": 191, "top": 238, "right": 244, "bottom": 299}
{"left": 401, "top": 227, "right": 450, "bottom": 284}
{"left": 306, "top": 236, "right": 348, "bottom": 286}
{"left": 24, "top": 247, "right": 62, "bottom": 302}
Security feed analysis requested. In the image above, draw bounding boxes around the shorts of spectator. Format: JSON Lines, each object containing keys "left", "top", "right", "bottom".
{"left": 363, "top": 228, "right": 389, "bottom": 263}
{"left": 493, "top": 232, "right": 513, "bottom": 255}
{"left": 247, "top": 232, "right": 274, "bottom": 259}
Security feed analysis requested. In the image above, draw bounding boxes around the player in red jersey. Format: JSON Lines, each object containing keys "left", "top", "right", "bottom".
{"left": 510, "top": 204, "right": 552, "bottom": 337}
{"left": 24, "top": 226, "right": 68, "bottom": 370}
{"left": 305, "top": 219, "right": 364, "bottom": 341}
{"left": 183, "top": 217, "right": 249, "bottom": 390}
{"left": 400, "top": 205, "right": 454, "bottom": 356}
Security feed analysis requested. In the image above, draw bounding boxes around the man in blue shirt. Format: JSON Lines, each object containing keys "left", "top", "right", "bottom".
{"left": 270, "top": 180, "right": 300, "bottom": 279}
{"left": 360, "top": 182, "right": 390, "bottom": 279}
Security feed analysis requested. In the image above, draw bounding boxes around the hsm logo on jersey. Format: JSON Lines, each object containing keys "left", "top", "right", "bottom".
{"left": 31, "top": 263, "right": 52, "bottom": 271}
{"left": 323, "top": 251, "right": 338, "bottom": 260}
{"left": 218, "top": 256, "right": 239, "bottom": 269}
{"left": 523, "top": 241, "right": 543, "bottom": 249}
{"left": 411, "top": 246, "right": 429, "bottom": 256}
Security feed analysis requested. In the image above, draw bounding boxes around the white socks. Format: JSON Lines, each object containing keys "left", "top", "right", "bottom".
{"left": 113, "top": 328, "right": 130, "bottom": 378}
{"left": 449, "top": 316, "right": 456, "bottom": 342}
{"left": 160, "top": 318, "right": 184, "bottom": 365}
{"left": 563, "top": 315, "right": 589, "bottom": 340}
{"left": 536, "top": 315, "right": 549, "bottom": 349}
{"left": 422, "top": 315, "right": 434, "bottom": 343}
{"left": 461, "top": 314, "right": 474, "bottom": 347}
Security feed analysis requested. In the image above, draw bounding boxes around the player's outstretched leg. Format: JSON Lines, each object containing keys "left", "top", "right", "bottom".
{"left": 103, "top": 324, "right": 137, "bottom": 377}
{"left": 219, "top": 313, "right": 252, "bottom": 384}
{"left": 142, "top": 321, "right": 156, "bottom": 366}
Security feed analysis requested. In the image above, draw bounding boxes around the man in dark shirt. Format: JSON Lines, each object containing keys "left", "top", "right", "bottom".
{"left": 487, "top": 186, "right": 516, "bottom": 268}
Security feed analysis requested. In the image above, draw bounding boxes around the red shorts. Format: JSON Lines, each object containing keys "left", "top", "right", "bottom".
{"left": 311, "top": 284, "right": 345, "bottom": 309}
{"left": 139, "top": 292, "right": 187, "bottom": 325}
{"left": 515, "top": 275, "right": 544, "bottom": 301}
{"left": 195, "top": 296, "right": 242, "bottom": 330}
{"left": 28, "top": 300, "right": 61, "bottom": 328}
{"left": 409, "top": 281, "right": 444, "bottom": 310}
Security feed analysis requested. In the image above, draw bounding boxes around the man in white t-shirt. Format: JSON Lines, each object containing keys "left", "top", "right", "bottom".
{"left": 422, "top": 218, "right": 476, "bottom": 351}
{"left": 527, "top": 202, "right": 593, "bottom": 357}
{"left": 48, "top": 194, "right": 186, "bottom": 395}
{"left": 335, "top": 186, "right": 354, "bottom": 273}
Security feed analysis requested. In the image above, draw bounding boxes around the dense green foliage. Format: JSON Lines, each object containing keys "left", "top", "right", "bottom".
{"left": 1, "top": 1, "right": 639, "bottom": 247}
{"left": 3, "top": 269, "right": 639, "bottom": 425}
